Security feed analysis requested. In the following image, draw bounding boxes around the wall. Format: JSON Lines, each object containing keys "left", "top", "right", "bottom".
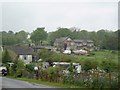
{"left": 19, "top": 55, "right": 32, "bottom": 64}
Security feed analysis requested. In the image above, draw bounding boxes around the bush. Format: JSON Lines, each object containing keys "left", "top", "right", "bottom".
{"left": 9, "top": 59, "right": 25, "bottom": 77}
{"left": 47, "top": 67, "right": 60, "bottom": 82}
{"left": 15, "top": 60, "right": 25, "bottom": 77}
{"left": 63, "top": 75, "right": 84, "bottom": 86}
{"left": 22, "top": 70, "right": 34, "bottom": 79}
{"left": 25, "top": 63, "right": 34, "bottom": 73}
{"left": 100, "top": 60, "right": 117, "bottom": 72}
{"left": 82, "top": 59, "right": 98, "bottom": 71}
{"left": 2, "top": 49, "right": 12, "bottom": 64}
{"left": 40, "top": 70, "right": 48, "bottom": 81}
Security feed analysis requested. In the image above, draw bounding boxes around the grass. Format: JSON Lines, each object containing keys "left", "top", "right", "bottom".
{"left": 75, "top": 50, "right": 118, "bottom": 64}
{"left": 7, "top": 76, "right": 82, "bottom": 88}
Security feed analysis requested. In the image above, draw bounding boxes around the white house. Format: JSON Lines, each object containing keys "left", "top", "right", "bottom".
{"left": 4, "top": 45, "right": 36, "bottom": 64}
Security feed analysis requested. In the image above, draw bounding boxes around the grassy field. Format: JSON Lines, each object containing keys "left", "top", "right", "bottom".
{"left": 73, "top": 50, "right": 118, "bottom": 64}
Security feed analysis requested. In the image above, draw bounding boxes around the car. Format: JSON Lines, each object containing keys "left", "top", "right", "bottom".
{"left": 63, "top": 50, "right": 71, "bottom": 55}
{"left": 0, "top": 66, "right": 7, "bottom": 76}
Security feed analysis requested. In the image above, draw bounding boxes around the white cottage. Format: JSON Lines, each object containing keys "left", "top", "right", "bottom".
{"left": 4, "top": 45, "right": 36, "bottom": 64}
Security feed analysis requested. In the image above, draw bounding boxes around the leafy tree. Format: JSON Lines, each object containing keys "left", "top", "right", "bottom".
{"left": 30, "top": 27, "right": 48, "bottom": 45}
{"left": 15, "top": 30, "right": 28, "bottom": 44}
{"left": 2, "top": 30, "right": 28, "bottom": 45}
{"left": 2, "top": 31, "right": 15, "bottom": 45}
{"left": 39, "top": 49, "right": 52, "bottom": 62}
{"left": 2, "top": 49, "right": 12, "bottom": 64}
{"left": 48, "top": 27, "right": 72, "bottom": 45}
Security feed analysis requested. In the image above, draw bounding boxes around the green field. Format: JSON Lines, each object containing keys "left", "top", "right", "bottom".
{"left": 73, "top": 50, "right": 118, "bottom": 64}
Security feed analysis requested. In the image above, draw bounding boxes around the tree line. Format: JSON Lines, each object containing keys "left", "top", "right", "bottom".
{"left": 1, "top": 27, "right": 119, "bottom": 50}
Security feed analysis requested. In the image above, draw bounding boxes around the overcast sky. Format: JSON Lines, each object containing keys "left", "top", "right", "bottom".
{"left": 0, "top": 0, "right": 119, "bottom": 32}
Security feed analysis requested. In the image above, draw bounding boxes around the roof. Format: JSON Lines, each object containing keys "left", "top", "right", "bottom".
{"left": 74, "top": 40, "right": 93, "bottom": 43}
{"left": 87, "top": 40, "right": 93, "bottom": 42}
{"left": 31, "top": 46, "right": 46, "bottom": 49}
{"left": 4, "top": 45, "right": 35, "bottom": 55}
{"left": 31, "top": 46, "right": 53, "bottom": 50}
{"left": 54, "top": 37, "right": 72, "bottom": 43}
{"left": 74, "top": 40, "right": 84, "bottom": 43}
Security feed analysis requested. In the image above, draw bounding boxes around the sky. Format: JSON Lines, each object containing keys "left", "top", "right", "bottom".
{"left": 0, "top": 0, "right": 119, "bottom": 32}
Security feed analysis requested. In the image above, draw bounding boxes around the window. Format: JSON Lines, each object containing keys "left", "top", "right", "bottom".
{"left": 23, "top": 55, "right": 27, "bottom": 60}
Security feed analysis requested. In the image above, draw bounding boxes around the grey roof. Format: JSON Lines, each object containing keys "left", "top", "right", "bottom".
{"left": 54, "top": 37, "right": 69, "bottom": 43}
{"left": 74, "top": 40, "right": 93, "bottom": 43}
{"left": 31, "top": 46, "right": 52, "bottom": 49}
{"left": 31, "top": 46, "right": 46, "bottom": 49}
{"left": 74, "top": 40, "right": 84, "bottom": 43}
{"left": 4, "top": 45, "right": 35, "bottom": 55}
{"left": 87, "top": 40, "right": 93, "bottom": 42}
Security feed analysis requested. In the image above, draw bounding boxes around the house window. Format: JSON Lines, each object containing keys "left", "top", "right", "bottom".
{"left": 23, "top": 55, "right": 27, "bottom": 60}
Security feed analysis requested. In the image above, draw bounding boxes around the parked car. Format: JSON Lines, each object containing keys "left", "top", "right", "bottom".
{"left": 63, "top": 50, "right": 71, "bottom": 55}
{"left": 0, "top": 66, "right": 7, "bottom": 76}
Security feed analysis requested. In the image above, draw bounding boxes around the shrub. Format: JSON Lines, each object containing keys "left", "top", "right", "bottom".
{"left": 2, "top": 49, "right": 12, "bottom": 64}
{"left": 40, "top": 69, "right": 48, "bottom": 81}
{"left": 25, "top": 63, "right": 34, "bottom": 73}
{"left": 16, "top": 61, "right": 25, "bottom": 77}
{"left": 82, "top": 59, "right": 98, "bottom": 71}
{"left": 10, "top": 59, "right": 25, "bottom": 77}
{"left": 47, "top": 67, "right": 60, "bottom": 82}
{"left": 100, "top": 60, "right": 117, "bottom": 72}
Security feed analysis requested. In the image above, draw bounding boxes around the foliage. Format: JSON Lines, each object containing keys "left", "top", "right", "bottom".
{"left": 1, "top": 30, "right": 28, "bottom": 45}
{"left": 39, "top": 49, "right": 74, "bottom": 62}
{"left": 82, "top": 59, "right": 98, "bottom": 71}
{"left": 9, "top": 59, "right": 25, "bottom": 77}
{"left": 48, "top": 29, "right": 118, "bottom": 50}
{"left": 39, "top": 49, "right": 52, "bottom": 62}
{"left": 100, "top": 60, "right": 117, "bottom": 72}
{"left": 47, "top": 67, "right": 60, "bottom": 82}
{"left": 25, "top": 63, "right": 34, "bottom": 73}
{"left": 40, "top": 70, "right": 48, "bottom": 81}
{"left": 2, "top": 49, "right": 12, "bottom": 64}
{"left": 1, "top": 28, "right": 119, "bottom": 50}
{"left": 67, "top": 63, "right": 74, "bottom": 73}
{"left": 30, "top": 28, "right": 48, "bottom": 45}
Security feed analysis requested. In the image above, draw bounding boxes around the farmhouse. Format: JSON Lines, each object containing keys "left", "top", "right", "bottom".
{"left": 74, "top": 40, "right": 94, "bottom": 51}
{"left": 54, "top": 37, "right": 94, "bottom": 51}
{"left": 54, "top": 37, "right": 74, "bottom": 50}
{"left": 4, "top": 45, "right": 37, "bottom": 64}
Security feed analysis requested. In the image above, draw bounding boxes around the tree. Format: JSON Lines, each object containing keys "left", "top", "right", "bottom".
{"left": 15, "top": 30, "right": 28, "bottom": 44}
{"left": 30, "top": 27, "right": 48, "bottom": 45}
{"left": 47, "top": 27, "right": 72, "bottom": 45}
{"left": 2, "top": 31, "right": 15, "bottom": 45}
{"left": 2, "top": 49, "right": 12, "bottom": 64}
{"left": 1, "top": 30, "right": 28, "bottom": 45}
